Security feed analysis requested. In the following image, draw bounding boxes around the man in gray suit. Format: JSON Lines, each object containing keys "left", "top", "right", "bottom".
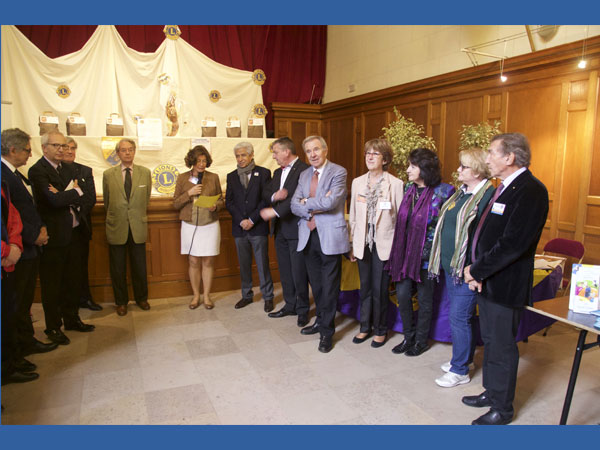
{"left": 291, "top": 136, "right": 350, "bottom": 353}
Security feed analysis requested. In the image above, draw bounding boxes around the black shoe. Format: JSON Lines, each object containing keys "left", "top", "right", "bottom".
{"left": 391, "top": 339, "right": 414, "bottom": 354}
{"left": 235, "top": 298, "right": 253, "bottom": 309}
{"left": 64, "top": 318, "right": 95, "bottom": 332}
{"left": 22, "top": 339, "right": 58, "bottom": 356}
{"left": 462, "top": 391, "right": 493, "bottom": 408}
{"left": 264, "top": 300, "right": 274, "bottom": 313}
{"left": 268, "top": 308, "right": 297, "bottom": 318}
{"left": 44, "top": 329, "right": 70, "bottom": 345}
{"left": 80, "top": 298, "right": 103, "bottom": 311}
{"left": 297, "top": 314, "right": 309, "bottom": 328}
{"left": 371, "top": 335, "right": 387, "bottom": 348}
{"left": 300, "top": 322, "right": 320, "bottom": 335}
{"left": 1, "top": 371, "right": 39, "bottom": 386}
{"left": 405, "top": 342, "right": 430, "bottom": 356}
{"left": 472, "top": 409, "right": 513, "bottom": 425}
{"left": 318, "top": 336, "right": 333, "bottom": 353}
{"left": 352, "top": 331, "right": 372, "bottom": 344}
{"left": 14, "top": 358, "right": 37, "bottom": 373}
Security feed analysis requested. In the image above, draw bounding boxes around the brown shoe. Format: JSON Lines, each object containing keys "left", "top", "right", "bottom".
{"left": 137, "top": 301, "right": 151, "bottom": 311}
{"left": 204, "top": 296, "right": 214, "bottom": 310}
{"left": 116, "top": 305, "right": 127, "bottom": 316}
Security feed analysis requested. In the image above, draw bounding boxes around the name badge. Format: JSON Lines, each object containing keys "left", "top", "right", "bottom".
{"left": 491, "top": 202, "right": 505, "bottom": 215}
{"left": 254, "top": 172, "right": 259, "bottom": 176}
{"left": 379, "top": 201, "right": 392, "bottom": 210}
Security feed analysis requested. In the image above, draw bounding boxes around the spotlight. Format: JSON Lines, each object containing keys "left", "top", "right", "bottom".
{"left": 500, "top": 75, "right": 507, "bottom": 82}
{"left": 578, "top": 60, "right": 587, "bottom": 69}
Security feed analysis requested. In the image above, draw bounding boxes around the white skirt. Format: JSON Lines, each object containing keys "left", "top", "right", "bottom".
{"left": 180, "top": 220, "right": 220, "bottom": 256}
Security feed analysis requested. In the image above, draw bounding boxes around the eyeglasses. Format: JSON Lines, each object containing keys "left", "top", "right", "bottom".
{"left": 366, "top": 151, "right": 382, "bottom": 158}
{"left": 47, "top": 143, "right": 69, "bottom": 150}
{"left": 459, "top": 164, "right": 471, "bottom": 170}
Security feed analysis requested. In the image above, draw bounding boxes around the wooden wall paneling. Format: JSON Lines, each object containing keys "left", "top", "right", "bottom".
{"left": 505, "top": 82, "right": 563, "bottom": 239}
{"left": 429, "top": 102, "right": 443, "bottom": 165}
{"left": 442, "top": 96, "right": 485, "bottom": 182}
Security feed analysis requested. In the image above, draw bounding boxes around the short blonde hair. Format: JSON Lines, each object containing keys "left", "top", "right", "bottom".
{"left": 459, "top": 147, "right": 490, "bottom": 179}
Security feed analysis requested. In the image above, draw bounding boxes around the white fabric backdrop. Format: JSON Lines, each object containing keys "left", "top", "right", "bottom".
{"left": 1, "top": 25, "right": 265, "bottom": 138}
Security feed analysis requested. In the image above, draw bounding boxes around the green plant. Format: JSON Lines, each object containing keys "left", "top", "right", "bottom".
{"left": 382, "top": 107, "right": 436, "bottom": 181}
{"left": 450, "top": 120, "right": 503, "bottom": 186}
{"left": 458, "top": 120, "right": 502, "bottom": 151}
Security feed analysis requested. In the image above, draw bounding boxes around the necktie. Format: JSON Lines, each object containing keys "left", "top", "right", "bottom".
{"left": 307, "top": 170, "right": 319, "bottom": 230}
{"left": 471, "top": 183, "right": 504, "bottom": 261}
{"left": 124, "top": 168, "right": 132, "bottom": 201}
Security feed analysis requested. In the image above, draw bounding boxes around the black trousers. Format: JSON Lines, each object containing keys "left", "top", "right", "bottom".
{"left": 13, "top": 255, "right": 40, "bottom": 351}
{"left": 79, "top": 238, "right": 93, "bottom": 301}
{"left": 303, "top": 230, "right": 341, "bottom": 338}
{"left": 1, "top": 270, "right": 18, "bottom": 378}
{"left": 357, "top": 243, "right": 390, "bottom": 336}
{"left": 109, "top": 228, "right": 148, "bottom": 306}
{"left": 395, "top": 268, "right": 435, "bottom": 344}
{"left": 39, "top": 226, "right": 83, "bottom": 330}
{"left": 477, "top": 295, "right": 523, "bottom": 417}
{"left": 275, "top": 231, "right": 309, "bottom": 315}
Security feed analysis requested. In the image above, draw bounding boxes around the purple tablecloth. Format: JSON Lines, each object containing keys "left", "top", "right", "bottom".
{"left": 337, "top": 266, "right": 562, "bottom": 343}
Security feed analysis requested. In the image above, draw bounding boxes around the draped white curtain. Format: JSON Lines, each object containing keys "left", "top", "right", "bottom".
{"left": 1, "top": 25, "right": 264, "bottom": 138}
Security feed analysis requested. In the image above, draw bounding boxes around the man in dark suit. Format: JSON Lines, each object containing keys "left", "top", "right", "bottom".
{"left": 1, "top": 128, "right": 58, "bottom": 357}
{"left": 63, "top": 137, "right": 101, "bottom": 311}
{"left": 226, "top": 142, "right": 274, "bottom": 312}
{"left": 28, "top": 130, "right": 95, "bottom": 346}
{"left": 291, "top": 136, "right": 351, "bottom": 353}
{"left": 463, "top": 132, "right": 549, "bottom": 425}
{"left": 260, "top": 137, "right": 310, "bottom": 327}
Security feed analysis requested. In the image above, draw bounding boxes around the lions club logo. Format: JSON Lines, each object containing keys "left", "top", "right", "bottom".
{"left": 252, "top": 104, "right": 267, "bottom": 118}
{"left": 252, "top": 69, "right": 266, "bottom": 85}
{"left": 209, "top": 90, "right": 221, "bottom": 103}
{"left": 56, "top": 85, "right": 71, "bottom": 98}
{"left": 152, "top": 164, "right": 180, "bottom": 194}
{"left": 163, "top": 25, "right": 181, "bottom": 40}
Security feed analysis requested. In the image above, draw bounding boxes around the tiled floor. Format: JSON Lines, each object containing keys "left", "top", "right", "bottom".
{"left": 2, "top": 284, "right": 599, "bottom": 425}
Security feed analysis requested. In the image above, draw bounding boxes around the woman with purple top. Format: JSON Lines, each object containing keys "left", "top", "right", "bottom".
{"left": 386, "top": 148, "right": 454, "bottom": 357}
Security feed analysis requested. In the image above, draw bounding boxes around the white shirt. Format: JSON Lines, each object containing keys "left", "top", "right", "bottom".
{"left": 500, "top": 167, "right": 527, "bottom": 190}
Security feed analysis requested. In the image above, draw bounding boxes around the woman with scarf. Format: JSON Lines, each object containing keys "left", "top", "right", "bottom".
{"left": 386, "top": 148, "right": 454, "bottom": 357}
{"left": 349, "top": 139, "right": 404, "bottom": 348}
{"left": 428, "top": 148, "right": 494, "bottom": 387}
{"left": 173, "top": 145, "right": 224, "bottom": 310}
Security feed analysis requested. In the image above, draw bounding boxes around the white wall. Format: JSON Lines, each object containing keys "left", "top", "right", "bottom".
{"left": 324, "top": 25, "right": 600, "bottom": 103}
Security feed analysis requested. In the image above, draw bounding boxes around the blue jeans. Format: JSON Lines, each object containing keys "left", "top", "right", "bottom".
{"left": 444, "top": 272, "right": 477, "bottom": 375}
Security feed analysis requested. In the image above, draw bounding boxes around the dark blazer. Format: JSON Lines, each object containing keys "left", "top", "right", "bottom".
{"left": 1, "top": 161, "right": 45, "bottom": 260}
{"left": 262, "top": 159, "right": 309, "bottom": 240}
{"left": 66, "top": 161, "right": 96, "bottom": 240}
{"left": 469, "top": 170, "right": 549, "bottom": 307}
{"left": 28, "top": 157, "right": 82, "bottom": 248}
{"left": 226, "top": 165, "right": 271, "bottom": 237}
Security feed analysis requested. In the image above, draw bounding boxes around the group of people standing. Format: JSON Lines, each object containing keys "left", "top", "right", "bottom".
{"left": 1, "top": 128, "right": 549, "bottom": 425}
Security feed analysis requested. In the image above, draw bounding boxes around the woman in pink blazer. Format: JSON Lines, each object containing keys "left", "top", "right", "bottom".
{"left": 349, "top": 139, "right": 404, "bottom": 347}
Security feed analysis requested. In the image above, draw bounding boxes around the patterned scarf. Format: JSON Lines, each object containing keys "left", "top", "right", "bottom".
{"left": 428, "top": 179, "right": 492, "bottom": 280}
{"left": 365, "top": 173, "right": 384, "bottom": 251}
{"left": 385, "top": 183, "right": 433, "bottom": 283}
{"left": 237, "top": 160, "right": 255, "bottom": 189}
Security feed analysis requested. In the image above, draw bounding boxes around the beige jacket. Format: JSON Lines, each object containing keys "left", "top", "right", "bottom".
{"left": 173, "top": 170, "right": 224, "bottom": 225}
{"left": 349, "top": 171, "right": 404, "bottom": 261}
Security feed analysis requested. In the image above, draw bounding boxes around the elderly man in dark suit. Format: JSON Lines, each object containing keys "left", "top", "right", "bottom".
{"left": 463, "top": 132, "right": 549, "bottom": 425}
{"left": 1, "top": 128, "right": 58, "bottom": 357}
{"left": 291, "top": 136, "right": 350, "bottom": 353}
{"left": 29, "top": 130, "right": 95, "bottom": 346}
{"left": 260, "top": 137, "right": 310, "bottom": 327}
{"left": 226, "top": 142, "right": 274, "bottom": 312}
{"left": 63, "top": 137, "right": 101, "bottom": 311}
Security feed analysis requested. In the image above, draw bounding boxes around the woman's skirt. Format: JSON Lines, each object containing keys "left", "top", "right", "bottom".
{"left": 180, "top": 220, "right": 220, "bottom": 256}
